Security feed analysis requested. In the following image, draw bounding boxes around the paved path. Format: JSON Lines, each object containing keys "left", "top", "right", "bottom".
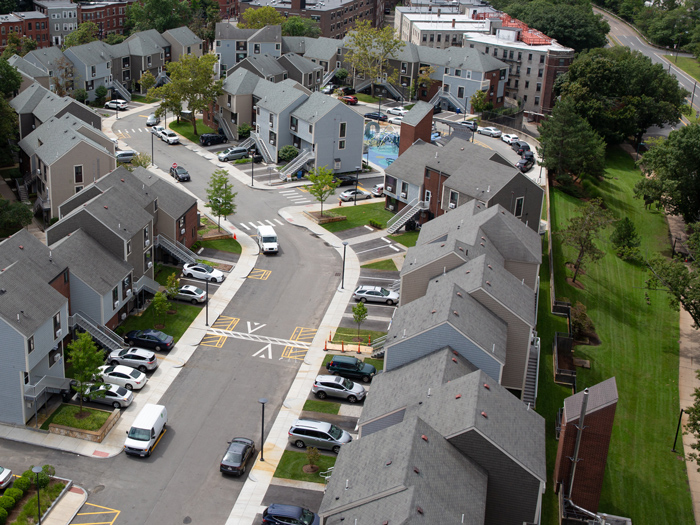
{"left": 680, "top": 307, "right": 700, "bottom": 524}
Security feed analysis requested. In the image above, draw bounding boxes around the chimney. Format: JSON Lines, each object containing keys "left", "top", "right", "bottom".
{"left": 437, "top": 8, "right": 441, "bottom": 16}
{"left": 452, "top": 18, "right": 456, "bottom": 28}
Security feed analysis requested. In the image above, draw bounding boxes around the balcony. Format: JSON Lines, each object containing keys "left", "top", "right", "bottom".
{"left": 553, "top": 332, "right": 576, "bottom": 388}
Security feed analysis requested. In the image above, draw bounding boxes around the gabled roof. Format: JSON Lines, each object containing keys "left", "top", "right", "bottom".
{"left": 125, "top": 29, "right": 170, "bottom": 55}
{"left": 278, "top": 52, "right": 321, "bottom": 74}
{"left": 401, "top": 100, "right": 433, "bottom": 127}
{"left": 222, "top": 68, "right": 264, "bottom": 95}
{"left": 8, "top": 55, "right": 48, "bottom": 79}
{"left": 9, "top": 82, "right": 55, "bottom": 115}
{"left": 23, "top": 46, "right": 68, "bottom": 71}
{"left": 290, "top": 91, "right": 345, "bottom": 124}
{"left": 0, "top": 229, "right": 68, "bottom": 285}
{"left": 64, "top": 40, "right": 114, "bottom": 66}
{"left": 9, "top": 82, "right": 99, "bottom": 124}
{"left": 253, "top": 77, "right": 307, "bottom": 114}
{"left": 215, "top": 23, "right": 257, "bottom": 40}
{"left": 163, "top": 26, "right": 201, "bottom": 47}
{"left": 319, "top": 416, "right": 488, "bottom": 524}
{"left": 564, "top": 377, "right": 618, "bottom": 423}
{"left": 76, "top": 186, "right": 152, "bottom": 241}
{"left": 131, "top": 167, "right": 196, "bottom": 218}
{"left": 249, "top": 25, "right": 281, "bottom": 43}
{"left": 359, "top": 347, "right": 478, "bottom": 426}
{"left": 406, "top": 369, "right": 546, "bottom": 483}
{"left": 301, "top": 36, "right": 341, "bottom": 61}
{"left": 51, "top": 229, "right": 132, "bottom": 295}
{"left": 239, "top": 54, "right": 287, "bottom": 78}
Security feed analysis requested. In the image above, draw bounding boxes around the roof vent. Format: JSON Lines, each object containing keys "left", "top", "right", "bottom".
{"left": 488, "top": 265, "right": 492, "bottom": 269}
{"left": 121, "top": 179, "right": 125, "bottom": 182}
{"left": 453, "top": 310, "right": 459, "bottom": 316}
{"left": 465, "top": 270, "right": 470, "bottom": 274}
{"left": 481, "top": 236, "right": 485, "bottom": 240}
{"left": 481, "top": 411, "right": 488, "bottom": 418}
{"left": 484, "top": 383, "right": 490, "bottom": 390}
{"left": 480, "top": 242, "right": 484, "bottom": 246}
{"left": 486, "top": 281, "right": 491, "bottom": 286}
{"left": 431, "top": 310, "right": 436, "bottom": 314}
{"left": 104, "top": 206, "right": 108, "bottom": 209}
{"left": 0, "top": 289, "right": 5, "bottom": 294}
{"left": 440, "top": 243, "right": 445, "bottom": 247}
{"left": 385, "top": 460, "right": 392, "bottom": 466}
{"left": 452, "top": 357, "right": 458, "bottom": 363}
{"left": 456, "top": 292, "right": 462, "bottom": 297}
{"left": 455, "top": 394, "right": 462, "bottom": 399}
{"left": 413, "top": 467, "right": 420, "bottom": 474}
{"left": 421, "top": 435, "right": 428, "bottom": 442}
{"left": 416, "top": 507, "right": 424, "bottom": 515}
{"left": 19, "top": 245, "right": 23, "bottom": 250}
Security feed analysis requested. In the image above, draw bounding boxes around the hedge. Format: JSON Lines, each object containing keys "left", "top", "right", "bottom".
{"left": 0, "top": 507, "right": 7, "bottom": 525}
{"left": 4, "top": 488, "right": 22, "bottom": 501}
{"left": 13, "top": 477, "right": 30, "bottom": 492}
{"left": 0, "top": 496, "right": 15, "bottom": 511}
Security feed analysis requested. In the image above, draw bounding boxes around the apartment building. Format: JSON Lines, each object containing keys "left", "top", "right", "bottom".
{"left": 77, "top": 0, "right": 133, "bottom": 38}
{"left": 0, "top": 12, "right": 50, "bottom": 54}
{"left": 33, "top": 0, "right": 78, "bottom": 47}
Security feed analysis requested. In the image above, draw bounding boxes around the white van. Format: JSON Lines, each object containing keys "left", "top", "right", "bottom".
{"left": 256, "top": 225, "right": 279, "bottom": 254}
{"left": 124, "top": 404, "right": 167, "bottom": 457}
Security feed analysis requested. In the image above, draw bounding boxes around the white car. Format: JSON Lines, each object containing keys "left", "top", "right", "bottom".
{"left": 104, "top": 99, "right": 128, "bottom": 110}
{"left": 387, "top": 107, "right": 408, "bottom": 116}
{"left": 81, "top": 383, "right": 134, "bottom": 409}
{"left": 108, "top": 347, "right": 159, "bottom": 372}
{"left": 501, "top": 133, "right": 519, "bottom": 144}
{"left": 161, "top": 130, "right": 180, "bottom": 144}
{"left": 183, "top": 262, "right": 225, "bottom": 282}
{"left": 388, "top": 116, "right": 403, "bottom": 125}
{"left": 0, "top": 466, "right": 12, "bottom": 489}
{"left": 477, "top": 126, "right": 502, "bottom": 138}
{"left": 151, "top": 125, "right": 165, "bottom": 139}
{"left": 97, "top": 365, "right": 148, "bottom": 390}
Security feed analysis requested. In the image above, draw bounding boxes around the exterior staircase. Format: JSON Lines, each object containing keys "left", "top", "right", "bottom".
{"left": 155, "top": 235, "right": 197, "bottom": 265}
{"left": 429, "top": 89, "right": 466, "bottom": 113}
{"left": 386, "top": 198, "right": 428, "bottom": 234}
{"left": 521, "top": 335, "right": 540, "bottom": 409}
{"left": 69, "top": 312, "right": 124, "bottom": 352}
{"left": 321, "top": 68, "right": 336, "bottom": 88}
{"left": 155, "top": 70, "right": 170, "bottom": 87}
{"left": 354, "top": 77, "right": 372, "bottom": 93}
{"left": 108, "top": 79, "right": 131, "bottom": 102}
{"left": 250, "top": 132, "right": 275, "bottom": 164}
{"left": 237, "top": 136, "right": 255, "bottom": 150}
{"left": 217, "top": 117, "right": 234, "bottom": 142}
{"left": 278, "top": 149, "right": 314, "bottom": 181}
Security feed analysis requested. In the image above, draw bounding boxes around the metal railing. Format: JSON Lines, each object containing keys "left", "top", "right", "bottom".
{"left": 429, "top": 89, "right": 466, "bottom": 113}
{"left": 387, "top": 198, "right": 427, "bottom": 234}
{"left": 238, "top": 136, "right": 255, "bottom": 150}
{"left": 370, "top": 335, "right": 388, "bottom": 359}
{"left": 218, "top": 117, "right": 234, "bottom": 142}
{"left": 250, "top": 132, "right": 275, "bottom": 164}
{"left": 279, "top": 149, "right": 314, "bottom": 181}
{"left": 321, "top": 68, "right": 336, "bottom": 88}
{"left": 69, "top": 311, "right": 124, "bottom": 351}
{"left": 155, "top": 234, "right": 197, "bottom": 265}
{"left": 522, "top": 336, "right": 540, "bottom": 408}
{"left": 553, "top": 332, "right": 576, "bottom": 387}
{"left": 155, "top": 70, "right": 170, "bottom": 87}
{"left": 108, "top": 78, "right": 131, "bottom": 101}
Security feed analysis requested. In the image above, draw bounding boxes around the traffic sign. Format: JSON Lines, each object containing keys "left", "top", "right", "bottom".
{"left": 172, "top": 163, "right": 177, "bottom": 170}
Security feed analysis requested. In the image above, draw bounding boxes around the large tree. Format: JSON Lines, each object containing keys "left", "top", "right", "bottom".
{"left": 537, "top": 96, "right": 606, "bottom": 182}
{"left": 239, "top": 6, "right": 284, "bottom": 29}
{"left": 127, "top": 0, "right": 192, "bottom": 33}
{"left": 0, "top": 58, "right": 21, "bottom": 97}
{"left": 634, "top": 124, "right": 700, "bottom": 223}
{"left": 189, "top": 0, "right": 221, "bottom": 48}
{"left": 306, "top": 166, "right": 340, "bottom": 216}
{"left": 345, "top": 21, "right": 405, "bottom": 88}
{"left": 282, "top": 16, "right": 322, "bottom": 37}
{"left": 51, "top": 56, "right": 75, "bottom": 97}
{"left": 0, "top": 98, "right": 18, "bottom": 165}
{"left": 0, "top": 199, "right": 32, "bottom": 231}
{"left": 150, "top": 53, "right": 223, "bottom": 135}
{"left": 68, "top": 332, "right": 105, "bottom": 414}
{"left": 205, "top": 169, "right": 237, "bottom": 231}
{"left": 558, "top": 47, "right": 689, "bottom": 144}
{"left": 63, "top": 21, "right": 99, "bottom": 49}
{"left": 0, "top": 32, "right": 37, "bottom": 59}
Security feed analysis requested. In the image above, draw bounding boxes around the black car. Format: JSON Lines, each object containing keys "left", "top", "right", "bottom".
{"left": 262, "top": 504, "right": 320, "bottom": 525}
{"left": 220, "top": 437, "right": 256, "bottom": 476}
{"left": 516, "top": 154, "right": 535, "bottom": 172}
{"left": 433, "top": 105, "right": 443, "bottom": 114}
{"left": 200, "top": 133, "right": 228, "bottom": 146}
{"left": 326, "top": 355, "right": 377, "bottom": 383}
{"left": 512, "top": 140, "right": 531, "bottom": 156}
{"left": 170, "top": 165, "right": 191, "bottom": 181}
{"left": 333, "top": 174, "right": 357, "bottom": 186}
{"left": 124, "top": 329, "right": 174, "bottom": 351}
{"left": 364, "top": 112, "right": 388, "bottom": 121}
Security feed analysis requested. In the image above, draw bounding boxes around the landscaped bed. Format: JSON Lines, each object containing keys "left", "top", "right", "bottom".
{"left": 302, "top": 399, "right": 341, "bottom": 415}
{"left": 320, "top": 202, "right": 393, "bottom": 232}
{"left": 330, "top": 327, "right": 387, "bottom": 345}
{"left": 1, "top": 465, "right": 66, "bottom": 525}
{"left": 390, "top": 230, "right": 420, "bottom": 248}
{"left": 168, "top": 119, "right": 215, "bottom": 143}
{"left": 361, "top": 259, "right": 398, "bottom": 271}
{"left": 193, "top": 238, "right": 242, "bottom": 254}
{"left": 40, "top": 404, "right": 110, "bottom": 432}
{"left": 115, "top": 300, "right": 201, "bottom": 344}
{"left": 273, "top": 450, "right": 336, "bottom": 484}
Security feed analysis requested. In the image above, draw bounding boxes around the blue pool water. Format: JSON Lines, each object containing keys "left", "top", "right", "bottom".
{"left": 367, "top": 143, "right": 399, "bottom": 168}
{"left": 364, "top": 124, "right": 401, "bottom": 168}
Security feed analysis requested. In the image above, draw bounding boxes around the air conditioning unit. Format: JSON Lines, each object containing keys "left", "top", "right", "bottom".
{"left": 53, "top": 353, "right": 61, "bottom": 364}
{"left": 400, "top": 192, "right": 407, "bottom": 199}
{"left": 114, "top": 300, "right": 119, "bottom": 309}
{"left": 180, "top": 228, "right": 186, "bottom": 235}
{"left": 126, "top": 289, "right": 132, "bottom": 297}
{"left": 55, "top": 328, "right": 62, "bottom": 338}
{"left": 147, "top": 261, "right": 153, "bottom": 269}
{"left": 227, "top": 103, "right": 231, "bottom": 107}
{"left": 121, "top": 313, "right": 127, "bottom": 321}
{"left": 388, "top": 205, "right": 395, "bottom": 211}
{"left": 386, "top": 186, "right": 393, "bottom": 193}
{"left": 449, "top": 203, "right": 456, "bottom": 209}
{"left": 145, "top": 239, "right": 150, "bottom": 247}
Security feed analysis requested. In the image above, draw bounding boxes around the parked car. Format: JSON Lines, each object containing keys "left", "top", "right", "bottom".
{"left": 161, "top": 130, "right": 180, "bottom": 144}
{"left": 183, "top": 262, "right": 225, "bottom": 283}
{"left": 146, "top": 114, "right": 160, "bottom": 126}
{"left": 388, "top": 116, "right": 403, "bottom": 125}
{"left": 262, "top": 504, "right": 320, "bottom": 525}
{"left": 124, "top": 329, "right": 174, "bottom": 352}
{"left": 287, "top": 419, "right": 352, "bottom": 453}
{"left": 387, "top": 106, "right": 408, "bottom": 116}
{"left": 339, "top": 189, "right": 372, "bottom": 202}
{"left": 516, "top": 155, "right": 536, "bottom": 173}
{"left": 220, "top": 437, "right": 256, "bottom": 476}
{"left": 170, "top": 165, "right": 191, "bottom": 182}
{"left": 339, "top": 95, "right": 358, "bottom": 105}
{"left": 334, "top": 174, "right": 357, "bottom": 186}
{"left": 105, "top": 99, "right": 127, "bottom": 110}
{"left": 200, "top": 133, "right": 228, "bottom": 146}
{"left": 81, "top": 383, "right": 134, "bottom": 408}
{"left": 364, "top": 112, "right": 388, "bottom": 122}
{"left": 176, "top": 285, "right": 207, "bottom": 304}
{"left": 108, "top": 347, "right": 159, "bottom": 372}
{"left": 501, "top": 133, "right": 519, "bottom": 144}
{"left": 0, "top": 466, "right": 12, "bottom": 490}
{"left": 336, "top": 86, "right": 355, "bottom": 95}
{"left": 371, "top": 183, "right": 384, "bottom": 197}
{"left": 353, "top": 285, "right": 399, "bottom": 305}
{"left": 458, "top": 120, "right": 478, "bottom": 131}
{"left": 97, "top": 365, "right": 147, "bottom": 390}
{"left": 115, "top": 150, "right": 137, "bottom": 164}
{"left": 325, "top": 355, "right": 377, "bottom": 383}
{"left": 432, "top": 105, "right": 443, "bottom": 114}
{"left": 512, "top": 140, "right": 531, "bottom": 155}
{"left": 218, "top": 147, "right": 249, "bottom": 162}
{"left": 151, "top": 126, "right": 165, "bottom": 139}
{"left": 321, "top": 84, "right": 335, "bottom": 94}
{"left": 477, "top": 126, "right": 502, "bottom": 137}
{"left": 312, "top": 375, "right": 366, "bottom": 403}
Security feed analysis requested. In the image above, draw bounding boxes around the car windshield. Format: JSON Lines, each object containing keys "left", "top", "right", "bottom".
{"left": 200, "top": 264, "right": 214, "bottom": 273}
{"left": 262, "top": 236, "right": 276, "bottom": 243}
{"left": 341, "top": 378, "right": 353, "bottom": 389}
{"left": 379, "top": 288, "right": 391, "bottom": 296}
{"left": 129, "top": 370, "right": 141, "bottom": 379}
{"left": 328, "top": 425, "right": 343, "bottom": 440}
{"left": 150, "top": 330, "right": 167, "bottom": 339}
{"left": 300, "top": 510, "right": 316, "bottom": 525}
{"left": 223, "top": 450, "right": 243, "bottom": 463}
{"left": 127, "top": 427, "right": 151, "bottom": 441}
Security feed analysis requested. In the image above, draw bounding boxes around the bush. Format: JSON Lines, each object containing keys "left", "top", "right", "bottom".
{"left": 237, "top": 123, "right": 252, "bottom": 139}
{"left": 4, "top": 488, "right": 23, "bottom": 501}
{"left": 0, "top": 496, "right": 15, "bottom": 511}
{"left": 42, "top": 465, "right": 56, "bottom": 478}
{"left": 570, "top": 301, "right": 595, "bottom": 340}
{"left": 23, "top": 467, "right": 49, "bottom": 489}
{"left": 278, "top": 145, "right": 299, "bottom": 163}
{"left": 0, "top": 507, "right": 7, "bottom": 525}
{"left": 306, "top": 447, "right": 320, "bottom": 467}
{"left": 13, "top": 477, "right": 30, "bottom": 493}
{"left": 369, "top": 219, "right": 383, "bottom": 228}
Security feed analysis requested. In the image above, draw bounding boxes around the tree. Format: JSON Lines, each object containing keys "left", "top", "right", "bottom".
{"left": 189, "top": 0, "right": 221, "bottom": 48}
{"left": 469, "top": 90, "right": 488, "bottom": 114}
{"left": 150, "top": 54, "right": 224, "bottom": 135}
{"left": 683, "top": 370, "right": 700, "bottom": 470}
{"left": 95, "top": 85, "right": 108, "bottom": 106}
{"left": 105, "top": 33, "right": 127, "bottom": 45}
{"left": 610, "top": 217, "right": 641, "bottom": 258}
{"left": 165, "top": 273, "right": 180, "bottom": 300}
{"left": 0, "top": 98, "right": 18, "bottom": 165}
{"left": 352, "top": 301, "right": 368, "bottom": 339}
{"left": 646, "top": 253, "right": 700, "bottom": 328}
{"left": 558, "top": 47, "right": 689, "bottom": 144}
{"left": 51, "top": 56, "right": 75, "bottom": 98}
{"left": 537, "top": 97, "right": 606, "bottom": 182}
{"left": 127, "top": 0, "right": 192, "bottom": 33}
{"left": 74, "top": 88, "right": 88, "bottom": 104}
{"left": 306, "top": 447, "right": 320, "bottom": 470}
{"left": 634, "top": 124, "right": 700, "bottom": 223}
{"left": 237, "top": 122, "right": 252, "bottom": 139}
{"left": 0, "top": 58, "right": 21, "bottom": 97}
{"left": 345, "top": 21, "right": 405, "bottom": 89}
{"left": 0, "top": 33, "right": 37, "bottom": 59}
{"left": 205, "top": 169, "right": 237, "bottom": 231}
{"left": 239, "top": 6, "right": 284, "bottom": 28}
{"left": 415, "top": 65, "right": 436, "bottom": 98}
{"left": 570, "top": 301, "right": 595, "bottom": 340}
{"left": 120, "top": 153, "right": 151, "bottom": 171}
{"left": 278, "top": 145, "right": 299, "bottom": 163}
{"left": 334, "top": 68, "right": 349, "bottom": 82}
{"left": 139, "top": 70, "right": 156, "bottom": 98}
{"left": 0, "top": 200, "right": 32, "bottom": 231}
{"left": 282, "top": 16, "right": 321, "bottom": 37}
{"left": 306, "top": 166, "right": 340, "bottom": 216}
{"left": 152, "top": 291, "right": 169, "bottom": 326}
{"left": 63, "top": 21, "right": 99, "bottom": 49}
{"left": 558, "top": 198, "right": 614, "bottom": 283}
{"left": 67, "top": 332, "right": 105, "bottom": 414}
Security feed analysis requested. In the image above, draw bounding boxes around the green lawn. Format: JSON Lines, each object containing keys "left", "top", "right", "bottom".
{"left": 130, "top": 94, "right": 154, "bottom": 103}
{"left": 539, "top": 147, "right": 692, "bottom": 524}
{"left": 321, "top": 202, "right": 394, "bottom": 232}
{"left": 361, "top": 259, "right": 398, "bottom": 271}
{"left": 274, "top": 450, "right": 337, "bottom": 483}
{"left": 169, "top": 119, "right": 215, "bottom": 143}
{"left": 303, "top": 399, "right": 341, "bottom": 414}
{"left": 197, "top": 238, "right": 242, "bottom": 254}
{"left": 390, "top": 230, "right": 420, "bottom": 248}
{"left": 154, "top": 265, "right": 180, "bottom": 286}
{"left": 331, "top": 327, "right": 387, "bottom": 345}
{"left": 40, "top": 404, "right": 110, "bottom": 431}
{"left": 115, "top": 300, "right": 201, "bottom": 344}
{"left": 356, "top": 94, "right": 382, "bottom": 104}
{"left": 664, "top": 55, "right": 700, "bottom": 82}
{"left": 364, "top": 357, "right": 384, "bottom": 371}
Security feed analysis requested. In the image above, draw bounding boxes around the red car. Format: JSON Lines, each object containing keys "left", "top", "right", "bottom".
{"left": 340, "top": 95, "right": 358, "bottom": 105}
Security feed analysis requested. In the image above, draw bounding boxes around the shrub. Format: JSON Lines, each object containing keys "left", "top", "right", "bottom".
{"left": 570, "top": 301, "right": 595, "bottom": 340}
{"left": 42, "top": 465, "right": 56, "bottom": 478}
{"left": 13, "top": 477, "right": 30, "bottom": 492}
{"left": 369, "top": 219, "right": 383, "bottom": 229}
{"left": 306, "top": 447, "right": 320, "bottom": 467}
{"left": 21, "top": 469, "right": 33, "bottom": 480}
{"left": 278, "top": 145, "right": 299, "bottom": 163}
{"left": 237, "top": 123, "right": 252, "bottom": 139}
{"left": 0, "top": 496, "right": 15, "bottom": 511}
{"left": 5, "top": 488, "right": 23, "bottom": 501}
{"left": 0, "top": 507, "right": 7, "bottom": 525}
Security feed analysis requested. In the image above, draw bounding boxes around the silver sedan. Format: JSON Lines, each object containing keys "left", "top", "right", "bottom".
{"left": 477, "top": 126, "right": 502, "bottom": 137}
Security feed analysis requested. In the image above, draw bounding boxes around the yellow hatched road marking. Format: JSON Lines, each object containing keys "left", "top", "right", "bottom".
{"left": 213, "top": 316, "right": 239, "bottom": 331}
{"left": 200, "top": 333, "right": 226, "bottom": 348}
{"left": 281, "top": 327, "right": 316, "bottom": 360}
{"left": 114, "top": 131, "right": 130, "bottom": 139}
{"left": 248, "top": 268, "right": 271, "bottom": 280}
{"left": 201, "top": 316, "right": 239, "bottom": 347}
{"left": 73, "top": 502, "right": 120, "bottom": 525}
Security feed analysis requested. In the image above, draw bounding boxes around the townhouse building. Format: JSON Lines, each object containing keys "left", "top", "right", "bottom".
{"left": 214, "top": 24, "right": 282, "bottom": 78}
{"left": 77, "top": 0, "right": 132, "bottom": 38}
{"left": 163, "top": 26, "right": 204, "bottom": 62}
{"left": 277, "top": 52, "right": 323, "bottom": 91}
{"left": 230, "top": 53, "right": 289, "bottom": 83}
{"left": 21, "top": 46, "right": 71, "bottom": 93}
{"left": 7, "top": 55, "right": 52, "bottom": 92}
{"left": 281, "top": 35, "right": 343, "bottom": 77}
{"left": 33, "top": 0, "right": 78, "bottom": 47}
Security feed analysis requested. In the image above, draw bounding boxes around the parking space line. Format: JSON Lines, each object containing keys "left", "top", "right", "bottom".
{"left": 74, "top": 502, "right": 120, "bottom": 525}
{"left": 389, "top": 245, "right": 400, "bottom": 252}
{"left": 355, "top": 245, "right": 397, "bottom": 255}
{"left": 265, "top": 220, "right": 276, "bottom": 226}
{"left": 200, "top": 333, "right": 226, "bottom": 348}
{"left": 248, "top": 222, "right": 258, "bottom": 229}
{"left": 380, "top": 237, "right": 392, "bottom": 243}
{"left": 213, "top": 316, "right": 240, "bottom": 330}
{"left": 248, "top": 268, "right": 271, "bottom": 280}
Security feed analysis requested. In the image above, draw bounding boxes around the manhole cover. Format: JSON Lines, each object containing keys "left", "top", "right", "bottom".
{"left": 183, "top": 517, "right": 192, "bottom": 524}
{"left": 91, "top": 485, "right": 105, "bottom": 494}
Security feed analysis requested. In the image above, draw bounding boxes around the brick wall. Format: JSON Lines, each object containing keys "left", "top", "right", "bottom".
{"left": 398, "top": 108, "right": 432, "bottom": 156}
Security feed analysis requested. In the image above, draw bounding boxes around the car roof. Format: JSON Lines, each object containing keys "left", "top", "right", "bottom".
{"left": 266, "top": 504, "right": 305, "bottom": 518}
{"left": 180, "top": 285, "right": 200, "bottom": 292}
{"left": 291, "top": 419, "right": 332, "bottom": 430}
{"left": 330, "top": 355, "right": 359, "bottom": 363}
{"left": 355, "top": 285, "right": 382, "bottom": 291}
{"left": 315, "top": 374, "right": 343, "bottom": 383}
{"left": 124, "top": 347, "right": 154, "bottom": 355}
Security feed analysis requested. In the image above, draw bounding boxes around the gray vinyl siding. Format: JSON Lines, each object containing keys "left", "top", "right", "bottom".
{"left": 64, "top": 49, "right": 111, "bottom": 101}
{"left": 216, "top": 40, "right": 239, "bottom": 73}
{"left": 28, "top": 306, "right": 68, "bottom": 372}
{"left": 490, "top": 175, "right": 543, "bottom": 233}
{"left": 313, "top": 109, "right": 364, "bottom": 174}
{"left": 384, "top": 323, "right": 502, "bottom": 382}
{"left": 400, "top": 253, "right": 466, "bottom": 305}
{"left": 47, "top": 212, "right": 124, "bottom": 261}
{"left": 359, "top": 409, "right": 406, "bottom": 438}
{"left": 0, "top": 321, "right": 29, "bottom": 424}
{"left": 449, "top": 430, "right": 542, "bottom": 525}
{"left": 503, "top": 260, "right": 539, "bottom": 291}
{"left": 250, "top": 42, "right": 280, "bottom": 58}
{"left": 69, "top": 275, "right": 102, "bottom": 322}
{"left": 57, "top": 103, "right": 102, "bottom": 131}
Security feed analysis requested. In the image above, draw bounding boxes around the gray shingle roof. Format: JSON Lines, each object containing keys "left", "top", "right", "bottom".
{"left": 564, "top": 377, "right": 618, "bottom": 423}
{"left": 51, "top": 229, "right": 131, "bottom": 295}
{"left": 79, "top": 186, "right": 152, "bottom": 240}
{"left": 249, "top": 25, "right": 281, "bottom": 43}
{"left": 0, "top": 229, "right": 68, "bottom": 284}
{"left": 215, "top": 23, "right": 257, "bottom": 40}
{"left": 253, "top": 78, "right": 307, "bottom": 113}
{"left": 64, "top": 40, "right": 115, "bottom": 66}
{"left": 282, "top": 36, "right": 340, "bottom": 58}
{"left": 320, "top": 416, "right": 488, "bottom": 524}
{"left": 131, "top": 167, "right": 196, "bottom": 218}
{"left": 406, "top": 369, "right": 546, "bottom": 482}
{"left": 8, "top": 55, "right": 48, "bottom": 79}
{"left": 23, "top": 46, "right": 67, "bottom": 71}
{"left": 163, "top": 26, "right": 201, "bottom": 47}
{"left": 9, "top": 82, "right": 52, "bottom": 114}
{"left": 278, "top": 52, "right": 320, "bottom": 74}
{"left": 401, "top": 100, "right": 433, "bottom": 127}
{"left": 222, "top": 68, "right": 264, "bottom": 95}
{"left": 290, "top": 91, "right": 342, "bottom": 123}
{"left": 9, "top": 82, "right": 99, "bottom": 124}
{"left": 240, "top": 54, "right": 287, "bottom": 78}
{"left": 125, "top": 29, "right": 170, "bottom": 55}
{"left": 359, "top": 347, "right": 478, "bottom": 426}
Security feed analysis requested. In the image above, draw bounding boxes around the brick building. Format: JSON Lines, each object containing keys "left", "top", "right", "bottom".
{"left": 0, "top": 12, "right": 50, "bottom": 54}
{"left": 77, "top": 1, "right": 134, "bottom": 38}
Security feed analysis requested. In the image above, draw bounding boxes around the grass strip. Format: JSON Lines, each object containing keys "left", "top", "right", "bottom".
{"left": 273, "top": 450, "right": 337, "bottom": 484}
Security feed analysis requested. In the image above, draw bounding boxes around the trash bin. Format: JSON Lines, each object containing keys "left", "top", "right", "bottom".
{"left": 297, "top": 170, "right": 303, "bottom": 179}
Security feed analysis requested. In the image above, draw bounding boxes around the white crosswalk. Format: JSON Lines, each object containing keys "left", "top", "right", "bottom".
{"left": 278, "top": 189, "right": 311, "bottom": 205}
{"left": 237, "top": 218, "right": 286, "bottom": 231}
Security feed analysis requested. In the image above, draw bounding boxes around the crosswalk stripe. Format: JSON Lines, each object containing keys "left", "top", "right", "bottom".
{"left": 265, "top": 220, "right": 276, "bottom": 226}
{"left": 248, "top": 222, "right": 258, "bottom": 229}
{"left": 389, "top": 245, "right": 401, "bottom": 252}
{"left": 293, "top": 200, "right": 311, "bottom": 204}
{"left": 274, "top": 219, "right": 284, "bottom": 225}
{"left": 279, "top": 190, "right": 295, "bottom": 194}
{"left": 239, "top": 223, "right": 250, "bottom": 230}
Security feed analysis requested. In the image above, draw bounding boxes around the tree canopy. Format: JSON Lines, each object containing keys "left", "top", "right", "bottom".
{"left": 127, "top": 0, "right": 192, "bottom": 33}
{"left": 306, "top": 166, "right": 340, "bottom": 216}
{"left": 63, "top": 21, "right": 100, "bottom": 49}
{"left": 205, "top": 169, "right": 237, "bottom": 231}
{"left": 0, "top": 98, "right": 18, "bottom": 165}
{"left": 558, "top": 47, "right": 689, "bottom": 144}
{"left": 189, "top": 0, "right": 221, "bottom": 46}
{"left": 68, "top": 332, "right": 105, "bottom": 413}
{"left": 0, "top": 59, "right": 22, "bottom": 97}
{"left": 345, "top": 21, "right": 405, "bottom": 86}
{"left": 239, "top": 6, "right": 284, "bottom": 29}
{"left": 282, "top": 16, "right": 322, "bottom": 37}
{"left": 0, "top": 33, "right": 37, "bottom": 59}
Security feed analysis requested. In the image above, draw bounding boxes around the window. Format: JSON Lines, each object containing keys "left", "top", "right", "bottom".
{"left": 425, "top": 189, "right": 431, "bottom": 202}
{"left": 526, "top": 67, "right": 531, "bottom": 76}
{"left": 502, "top": 49, "right": 507, "bottom": 58}
{"left": 269, "top": 113, "right": 274, "bottom": 126}
{"left": 269, "top": 130, "right": 276, "bottom": 145}
{"left": 74, "top": 165, "right": 83, "bottom": 183}
{"left": 534, "top": 96, "right": 540, "bottom": 105}
{"left": 28, "top": 336, "right": 34, "bottom": 354}
{"left": 154, "top": 198, "right": 158, "bottom": 211}
{"left": 401, "top": 181, "right": 409, "bottom": 196}
{"left": 339, "top": 122, "right": 346, "bottom": 138}
{"left": 339, "top": 140, "right": 345, "bottom": 150}
{"left": 536, "top": 82, "right": 541, "bottom": 92}
{"left": 493, "top": 48, "right": 498, "bottom": 57}
{"left": 455, "top": 69, "right": 461, "bottom": 77}
{"left": 53, "top": 312, "right": 61, "bottom": 335}
{"left": 437, "top": 33, "right": 441, "bottom": 42}
{"left": 515, "top": 79, "right": 519, "bottom": 88}
{"left": 443, "top": 84, "right": 450, "bottom": 93}
{"left": 523, "top": 95, "right": 528, "bottom": 102}
{"left": 254, "top": 43, "right": 260, "bottom": 54}
{"left": 422, "top": 34, "right": 427, "bottom": 42}
{"left": 290, "top": 116, "right": 298, "bottom": 131}
{"left": 528, "top": 53, "right": 533, "bottom": 61}
{"left": 75, "top": 186, "right": 83, "bottom": 193}
{"left": 509, "top": 50, "right": 514, "bottom": 59}
{"left": 334, "top": 159, "right": 341, "bottom": 169}
{"left": 457, "top": 86, "right": 464, "bottom": 98}
{"left": 309, "top": 124, "right": 313, "bottom": 134}
{"left": 514, "top": 196, "right": 524, "bottom": 217}
{"left": 113, "top": 286, "right": 119, "bottom": 304}
{"left": 518, "top": 52, "right": 522, "bottom": 61}
{"left": 143, "top": 226, "right": 149, "bottom": 247}
{"left": 525, "top": 81, "right": 529, "bottom": 89}
{"left": 538, "top": 69, "right": 543, "bottom": 78}
{"left": 429, "top": 34, "right": 434, "bottom": 42}
{"left": 126, "top": 239, "right": 131, "bottom": 255}
{"left": 49, "top": 344, "right": 63, "bottom": 368}
{"left": 449, "top": 190, "right": 458, "bottom": 206}
{"left": 559, "top": 58, "right": 566, "bottom": 66}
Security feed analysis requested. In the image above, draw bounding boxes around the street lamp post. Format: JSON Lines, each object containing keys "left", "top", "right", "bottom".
{"left": 259, "top": 398, "right": 268, "bottom": 461}
{"left": 250, "top": 148, "right": 256, "bottom": 186}
{"left": 32, "top": 466, "right": 42, "bottom": 525}
{"left": 205, "top": 274, "right": 209, "bottom": 326}
{"left": 401, "top": 83, "right": 407, "bottom": 106}
{"left": 151, "top": 130, "right": 154, "bottom": 168}
{"left": 341, "top": 241, "right": 349, "bottom": 289}
{"left": 354, "top": 166, "right": 360, "bottom": 206}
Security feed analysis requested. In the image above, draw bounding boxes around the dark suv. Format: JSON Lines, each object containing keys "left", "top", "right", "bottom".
{"left": 262, "top": 504, "right": 320, "bottom": 525}
{"left": 325, "top": 355, "right": 377, "bottom": 383}
{"left": 200, "top": 133, "right": 228, "bottom": 146}
{"left": 512, "top": 140, "right": 531, "bottom": 156}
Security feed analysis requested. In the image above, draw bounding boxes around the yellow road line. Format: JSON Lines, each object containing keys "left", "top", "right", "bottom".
{"left": 281, "top": 327, "right": 317, "bottom": 360}
{"left": 212, "top": 316, "right": 239, "bottom": 330}
{"left": 75, "top": 502, "right": 120, "bottom": 525}
{"left": 248, "top": 268, "right": 271, "bottom": 280}
{"left": 200, "top": 333, "right": 226, "bottom": 348}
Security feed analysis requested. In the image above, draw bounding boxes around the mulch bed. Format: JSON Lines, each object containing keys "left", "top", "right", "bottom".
{"left": 5, "top": 479, "right": 65, "bottom": 524}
